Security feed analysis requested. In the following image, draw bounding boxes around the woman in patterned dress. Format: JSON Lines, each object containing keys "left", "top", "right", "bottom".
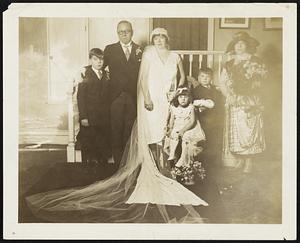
{"left": 219, "top": 31, "right": 267, "bottom": 173}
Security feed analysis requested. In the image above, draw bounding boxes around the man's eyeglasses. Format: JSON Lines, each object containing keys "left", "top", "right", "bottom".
{"left": 118, "top": 30, "right": 131, "bottom": 35}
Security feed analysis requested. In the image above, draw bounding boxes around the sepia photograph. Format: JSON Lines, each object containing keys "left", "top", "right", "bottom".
{"left": 3, "top": 3, "right": 296, "bottom": 240}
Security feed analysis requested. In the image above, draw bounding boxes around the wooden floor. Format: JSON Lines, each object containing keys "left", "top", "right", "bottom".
{"left": 19, "top": 148, "right": 281, "bottom": 224}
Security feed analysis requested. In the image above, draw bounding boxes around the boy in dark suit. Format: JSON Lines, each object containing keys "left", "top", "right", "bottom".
{"left": 190, "top": 67, "right": 224, "bottom": 169}
{"left": 104, "top": 20, "right": 142, "bottom": 166}
{"left": 77, "top": 48, "right": 111, "bottom": 165}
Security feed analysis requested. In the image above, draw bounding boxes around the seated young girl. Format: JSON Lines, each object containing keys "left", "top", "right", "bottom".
{"left": 164, "top": 87, "right": 206, "bottom": 168}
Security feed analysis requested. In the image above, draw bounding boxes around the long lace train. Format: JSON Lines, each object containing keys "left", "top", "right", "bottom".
{"left": 26, "top": 121, "right": 208, "bottom": 223}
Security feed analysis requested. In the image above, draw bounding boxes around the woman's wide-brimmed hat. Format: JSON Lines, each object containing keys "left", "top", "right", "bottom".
{"left": 150, "top": 27, "right": 169, "bottom": 41}
{"left": 226, "top": 31, "right": 260, "bottom": 53}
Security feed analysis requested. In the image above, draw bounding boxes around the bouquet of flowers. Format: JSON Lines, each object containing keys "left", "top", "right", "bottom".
{"left": 229, "top": 59, "right": 267, "bottom": 95}
{"left": 171, "top": 161, "right": 206, "bottom": 185}
{"left": 135, "top": 46, "right": 143, "bottom": 62}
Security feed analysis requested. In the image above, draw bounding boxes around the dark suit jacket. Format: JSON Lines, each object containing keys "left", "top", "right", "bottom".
{"left": 104, "top": 42, "right": 142, "bottom": 102}
{"left": 77, "top": 65, "right": 110, "bottom": 127}
{"left": 192, "top": 84, "right": 224, "bottom": 131}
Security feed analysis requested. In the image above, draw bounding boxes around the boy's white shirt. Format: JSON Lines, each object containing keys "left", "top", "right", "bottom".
{"left": 91, "top": 66, "right": 103, "bottom": 79}
{"left": 193, "top": 99, "right": 214, "bottom": 109}
{"left": 186, "top": 75, "right": 215, "bottom": 109}
{"left": 73, "top": 66, "right": 109, "bottom": 88}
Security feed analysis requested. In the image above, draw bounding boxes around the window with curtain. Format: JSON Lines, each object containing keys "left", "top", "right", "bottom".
{"left": 153, "top": 18, "right": 208, "bottom": 50}
{"left": 153, "top": 18, "right": 208, "bottom": 77}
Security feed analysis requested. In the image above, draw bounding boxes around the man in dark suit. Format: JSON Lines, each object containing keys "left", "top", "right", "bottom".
{"left": 77, "top": 48, "right": 111, "bottom": 165}
{"left": 104, "top": 20, "right": 142, "bottom": 166}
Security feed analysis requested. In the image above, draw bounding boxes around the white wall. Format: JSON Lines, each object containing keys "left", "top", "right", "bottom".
{"left": 48, "top": 18, "right": 88, "bottom": 102}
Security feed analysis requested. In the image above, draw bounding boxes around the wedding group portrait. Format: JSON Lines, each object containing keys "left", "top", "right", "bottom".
{"left": 3, "top": 2, "right": 297, "bottom": 240}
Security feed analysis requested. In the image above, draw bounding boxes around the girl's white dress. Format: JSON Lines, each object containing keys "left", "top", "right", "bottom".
{"left": 167, "top": 104, "right": 206, "bottom": 166}
{"left": 26, "top": 46, "right": 208, "bottom": 223}
{"left": 170, "top": 104, "right": 205, "bottom": 143}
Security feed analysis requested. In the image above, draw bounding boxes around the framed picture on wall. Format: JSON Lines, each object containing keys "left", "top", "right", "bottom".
{"left": 264, "top": 17, "right": 282, "bottom": 30}
{"left": 219, "top": 18, "right": 250, "bottom": 29}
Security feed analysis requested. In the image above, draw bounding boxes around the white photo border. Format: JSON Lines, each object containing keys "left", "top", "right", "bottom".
{"left": 3, "top": 2, "right": 297, "bottom": 240}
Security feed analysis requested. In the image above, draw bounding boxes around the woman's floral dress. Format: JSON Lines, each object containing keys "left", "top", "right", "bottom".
{"left": 220, "top": 55, "right": 267, "bottom": 166}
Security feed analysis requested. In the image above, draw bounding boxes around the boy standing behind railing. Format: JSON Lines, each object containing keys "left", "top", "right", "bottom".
{"left": 188, "top": 67, "right": 224, "bottom": 170}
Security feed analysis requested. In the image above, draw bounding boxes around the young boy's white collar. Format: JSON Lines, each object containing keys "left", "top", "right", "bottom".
{"left": 201, "top": 84, "right": 211, "bottom": 89}
{"left": 92, "top": 66, "right": 102, "bottom": 79}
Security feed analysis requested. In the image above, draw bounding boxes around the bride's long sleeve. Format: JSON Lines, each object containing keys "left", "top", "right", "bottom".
{"left": 138, "top": 48, "right": 151, "bottom": 102}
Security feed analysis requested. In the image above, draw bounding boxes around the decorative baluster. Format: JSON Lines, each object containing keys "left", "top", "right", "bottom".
{"left": 207, "top": 54, "right": 213, "bottom": 68}
{"left": 218, "top": 54, "right": 223, "bottom": 79}
{"left": 199, "top": 55, "right": 203, "bottom": 69}
{"left": 173, "top": 50, "right": 225, "bottom": 85}
{"left": 67, "top": 83, "right": 75, "bottom": 163}
{"left": 189, "top": 54, "right": 193, "bottom": 76}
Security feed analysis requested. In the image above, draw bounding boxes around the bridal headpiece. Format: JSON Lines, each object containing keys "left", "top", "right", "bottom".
{"left": 150, "top": 27, "right": 169, "bottom": 41}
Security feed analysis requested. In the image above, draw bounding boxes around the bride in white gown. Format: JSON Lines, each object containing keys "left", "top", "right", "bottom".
{"left": 26, "top": 28, "right": 208, "bottom": 223}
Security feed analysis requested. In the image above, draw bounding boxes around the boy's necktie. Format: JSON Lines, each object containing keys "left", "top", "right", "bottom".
{"left": 97, "top": 70, "right": 102, "bottom": 80}
{"left": 124, "top": 45, "right": 130, "bottom": 61}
